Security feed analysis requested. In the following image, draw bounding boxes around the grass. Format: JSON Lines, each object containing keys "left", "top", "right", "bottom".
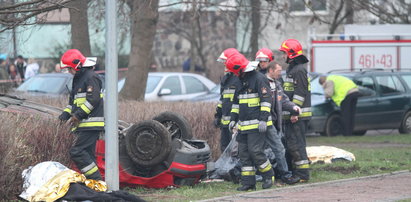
{"left": 128, "top": 134, "right": 411, "bottom": 202}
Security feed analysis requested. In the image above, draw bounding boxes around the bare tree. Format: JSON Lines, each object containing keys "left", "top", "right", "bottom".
{"left": 68, "top": 0, "right": 91, "bottom": 55}
{"left": 0, "top": 0, "right": 73, "bottom": 32}
{"left": 354, "top": 0, "right": 411, "bottom": 24}
{"left": 250, "top": 0, "right": 261, "bottom": 56}
{"left": 120, "top": 0, "right": 160, "bottom": 100}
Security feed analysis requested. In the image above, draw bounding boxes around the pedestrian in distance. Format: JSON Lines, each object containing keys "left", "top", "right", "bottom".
{"left": 226, "top": 53, "right": 275, "bottom": 191}
{"left": 279, "top": 39, "right": 311, "bottom": 182}
{"left": 58, "top": 49, "right": 104, "bottom": 181}
{"left": 14, "top": 55, "right": 27, "bottom": 80}
{"left": 319, "top": 75, "right": 361, "bottom": 136}
{"left": 214, "top": 48, "right": 242, "bottom": 153}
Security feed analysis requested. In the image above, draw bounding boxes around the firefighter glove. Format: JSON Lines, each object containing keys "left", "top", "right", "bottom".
{"left": 214, "top": 118, "right": 221, "bottom": 128}
{"left": 293, "top": 106, "right": 301, "bottom": 115}
{"left": 58, "top": 111, "right": 71, "bottom": 122}
{"left": 228, "top": 121, "right": 236, "bottom": 133}
{"left": 258, "top": 121, "right": 267, "bottom": 133}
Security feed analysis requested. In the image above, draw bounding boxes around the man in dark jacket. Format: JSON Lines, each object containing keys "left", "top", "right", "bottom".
{"left": 265, "top": 61, "right": 301, "bottom": 185}
{"left": 226, "top": 53, "right": 275, "bottom": 191}
{"left": 58, "top": 49, "right": 104, "bottom": 180}
{"left": 214, "top": 48, "right": 242, "bottom": 152}
{"left": 279, "top": 39, "right": 311, "bottom": 182}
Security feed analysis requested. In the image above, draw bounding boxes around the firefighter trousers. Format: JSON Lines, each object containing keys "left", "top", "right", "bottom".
{"left": 70, "top": 130, "right": 102, "bottom": 180}
{"left": 220, "top": 127, "right": 232, "bottom": 153}
{"left": 237, "top": 129, "right": 274, "bottom": 185}
{"left": 284, "top": 120, "right": 310, "bottom": 180}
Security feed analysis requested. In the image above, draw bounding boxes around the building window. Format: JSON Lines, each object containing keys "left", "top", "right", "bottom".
{"left": 289, "top": 0, "right": 327, "bottom": 15}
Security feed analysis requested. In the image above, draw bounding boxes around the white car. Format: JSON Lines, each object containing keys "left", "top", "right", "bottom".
{"left": 118, "top": 72, "right": 216, "bottom": 101}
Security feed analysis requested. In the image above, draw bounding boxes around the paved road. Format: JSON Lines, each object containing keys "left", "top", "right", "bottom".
{"left": 201, "top": 171, "right": 411, "bottom": 202}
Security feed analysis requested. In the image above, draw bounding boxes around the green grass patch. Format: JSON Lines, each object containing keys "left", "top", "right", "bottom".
{"left": 128, "top": 135, "right": 411, "bottom": 202}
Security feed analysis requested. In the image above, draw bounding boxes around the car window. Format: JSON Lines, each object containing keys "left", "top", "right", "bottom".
{"left": 161, "top": 76, "right": 182, "bottom": 95}
{"left": 17, "top": 76, "right": 67, "bottom": 94}
{"left": 183, "top": 76, "right": 207, "bottom": 94}
{"left": 353, "top": 76, "right": 376, "bottom": 97}
{"left": 310, "top": 77, "right": 324, "bottom": 95}
{"left": 147, "top": 75, "right": 162, "bottom": 93}
{"left": 400, "top": 75, "right": 411, "bottom": 90}
{"left": 376, "top": 75, "right": 405, "bottom": 94}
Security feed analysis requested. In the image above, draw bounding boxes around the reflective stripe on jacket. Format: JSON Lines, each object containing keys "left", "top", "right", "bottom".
{"left": 69, "top": 68, "right": 104, "bottom": 131}
{"left": 215, "top": 73, "right": 242, "bottom": 127}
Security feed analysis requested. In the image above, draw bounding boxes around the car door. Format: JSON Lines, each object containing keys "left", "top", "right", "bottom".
{"left": 181, "top": 75, "right": 209, "bottom": 100}
{"left": 155, "top": 75, "right": 184, "bottom": 101}
{"left": 352, "top": 76, "right": 379, "bottom": 130}
{"left": 373, "top": 75, "right": 408, "bottom": 128}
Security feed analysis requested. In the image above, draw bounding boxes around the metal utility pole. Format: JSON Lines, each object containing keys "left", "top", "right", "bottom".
{"left": 104, "top": 0, "right": 119, "bottom": 191}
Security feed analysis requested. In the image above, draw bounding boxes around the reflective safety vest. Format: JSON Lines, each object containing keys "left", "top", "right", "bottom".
{"left": 230, "top": 70, "right": 274, "bottom": 133}
{"left": 63, "top": 68, "right": 104, "bottom": 132}
{"left": 327, "top": 75, "right": 358, "bottom": 106}
{"left": 283, "top": 62, "right": 311, "bottom": 120}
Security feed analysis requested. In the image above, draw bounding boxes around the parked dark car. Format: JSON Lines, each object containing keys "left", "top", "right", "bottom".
{"left": 309, "top": 69, "right": 411, "bottom": 136}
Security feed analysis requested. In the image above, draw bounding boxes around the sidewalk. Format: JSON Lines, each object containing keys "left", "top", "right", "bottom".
{"left": 201, "top": 170, "right": 411, "bottom": 202}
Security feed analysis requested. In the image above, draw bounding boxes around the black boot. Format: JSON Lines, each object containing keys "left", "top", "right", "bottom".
{"left": 237, "top": 175, "right": 256, "bottom": 191}
{"left": 262, "top": 176, "right": 274, "bottom": 189}
{"left": 237, "top": 184, "right": 256, "bottom": 191}
{"left": 261, "top": 168, "right": 275, "bottom": 189}
{"left": 282, "top": 175, "right": 300, "bottom": 185}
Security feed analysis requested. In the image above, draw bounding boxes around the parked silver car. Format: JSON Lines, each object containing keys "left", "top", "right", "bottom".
{"left": 118, "top": 72, "right": 216, "bottom": 101}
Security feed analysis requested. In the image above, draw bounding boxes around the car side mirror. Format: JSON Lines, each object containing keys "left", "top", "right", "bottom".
{"left": 158, "top": 88, "right": 172, "bottom": 96}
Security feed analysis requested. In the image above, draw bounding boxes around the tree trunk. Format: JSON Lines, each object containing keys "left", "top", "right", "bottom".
{"left": 345, "top": 0, "right": 354, "bottom": 24}
{"left": 250, "top": 0, "right": 261, "bottom": 56}
{"left": 120, "top": 0, "right": 159, "bottom": 101}
{"left": 68, "top": 0, "right": 91, "bottom": 56}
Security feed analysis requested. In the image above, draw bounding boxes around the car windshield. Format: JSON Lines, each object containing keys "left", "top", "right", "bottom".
{"left": 210, "top": 84, "right": 220, "bottom": 94}
{"left": 311, "top": 77, "right": 324, "bottom": 95}
{"left": 17, "top": 76, "right": 67, "bottom": 94}
{"left": 118, "top": 75, "right": 162, "bottom": 93}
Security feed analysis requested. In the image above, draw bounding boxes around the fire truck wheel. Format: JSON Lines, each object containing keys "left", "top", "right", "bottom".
{"left": 125, "top": 120, "right": 172, "bottom": 167}
{"left": 153, "top": 111, "right": 193, "bottom": 140}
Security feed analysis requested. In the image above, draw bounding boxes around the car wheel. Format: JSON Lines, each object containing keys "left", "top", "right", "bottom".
{"left": 153, "top": 111, "right": 193, "bottom": 140}
{"left": 324, "top": 114, "right": 344, "bottom": 136}
{"left": 399, "top": 111, "right": 411, "bottom": 134}
{"left": 125, "top": 120, "right": 172, "bottom": 167}
{"left": 352, "top": 130, "right": 367, "bottom": 136}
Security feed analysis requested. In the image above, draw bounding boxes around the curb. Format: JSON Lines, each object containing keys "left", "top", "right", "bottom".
{"left": 199, "top": 170, "right": 411, "bottom": 202}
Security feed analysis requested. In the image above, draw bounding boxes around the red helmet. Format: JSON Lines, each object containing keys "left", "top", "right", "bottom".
{"left": 255, "top": 48, "right": 274, "bottom": 62}
{"left": 225, "top": 53, "right": 259, "bottom": 76}
{"left": 279, "top": 39, "right": 303, "bottom": 59}
{"left": 60, "top": 49, "right": 97, "bottom": 71}
{"left": 217, "top": 48, "right": 239, "bottom": 63}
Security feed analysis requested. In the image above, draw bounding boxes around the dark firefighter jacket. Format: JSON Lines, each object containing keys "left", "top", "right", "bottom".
{"left": 62, "top": 67, "right": 104, "bottom": 131}
{"left": 230, "top": 70, "right": 274, "bottom": 133}
{"left": 215, "top": 72, "right": 242, "bottom": 127}
{"left": 283, "top": 55, "right": 311, "bottom": 121}
{"left": 267, "top": 76, "right": 298, "bottom": 132}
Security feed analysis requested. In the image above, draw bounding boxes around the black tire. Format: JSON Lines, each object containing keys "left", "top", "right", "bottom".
{"left": 125, "top": 120, "right": 172, "bottom": 167}
{"left": 352, "top": 130, "right": 367, "bottom": 136}
{"left": 153, "top": 111, "right": 193, "bottom": 140}
{"left": 324, "top": 114, "right": 344, "bottom": 137}
{"left": 399, "top": 111, "right": 411, "bottom": 134}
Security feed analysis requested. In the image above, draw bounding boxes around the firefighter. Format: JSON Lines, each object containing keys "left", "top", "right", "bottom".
{"left": 319, "top": 75, "right": 360, "bottom": 136}
{"left": 255, "top": 48, "right": 274, "bottom": 75}
{"left": 265, "top": 61, "right": 302, "bottom": 185}
{"left": 58, "top": 49, "right": 104, "bottom": 180}
{"left": 226, "top": 53, "right": 275, "bottom": 191}
{"left": 279, "top": 39, "right": 311, "bottom": 182}
{"left": 214, "top": 48, "right": 242, "bottom": 152}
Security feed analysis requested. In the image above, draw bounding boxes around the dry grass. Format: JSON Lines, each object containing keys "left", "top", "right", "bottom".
{"left": 0, "top": 96, "right": 222, "bottom": 199}
{"left": 0, "top": 113, "right": 73, "bottom": 200}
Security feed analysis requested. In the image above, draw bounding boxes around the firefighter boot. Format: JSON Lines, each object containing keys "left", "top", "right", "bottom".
{"left": 261, "top": 168, "right": 275, "bottom": 189}
{"left": 237, "top": 175, "right": 256, "bottom": 191}
{"left": 294, "top": 163, "right": 310, "bottom": 182}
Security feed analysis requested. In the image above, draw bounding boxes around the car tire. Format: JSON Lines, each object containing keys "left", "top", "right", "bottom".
{"left": 399, "top": 111, "right": 411, "bottom": 134}
{"left": 324, "top": 114, "right": 344, "bottom": 137}
{"left": 352, "top": 130, "right": 367, "bottom": 136}
{"left": 153, "top": 111, "right": 193, "bottom": 140}
{"left": 125, "top": 120, "right": 172, "bottom": 167}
